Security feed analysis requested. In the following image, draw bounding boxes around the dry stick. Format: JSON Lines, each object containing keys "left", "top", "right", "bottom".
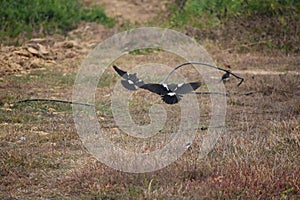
{"left": 194, "top": 91, "right": 258, "bottom": 96}
{"left": 15, "top": 98, "right": 95, "bottom": 107}
{"left": 194, "top": 91, "right": 229, "bottom": 96}
{"left": 161, "top": 61, "right": 244, "bottom": 86}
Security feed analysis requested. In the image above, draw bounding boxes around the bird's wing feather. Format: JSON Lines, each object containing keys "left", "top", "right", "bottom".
{"left": 175, "top": 82, "right": 201, "bottom": 94}
{"left": 113, "top": 65, "right": 144, "bottom": 84}
{"left": 121, "top": 80, "right": 137, "bottom": 91}
{"left": 113, "top": 65, "right": 127, "bottom": 77}
{"left": 140, "top": 84, "right": 168, "bottom": 95}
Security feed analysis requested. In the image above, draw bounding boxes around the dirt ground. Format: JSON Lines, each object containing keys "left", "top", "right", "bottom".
{"left": 0, "top": 0, "right": 299, "bottom": 199}
{"left": 82, "top": 0, "right": 167, "bottom": 23}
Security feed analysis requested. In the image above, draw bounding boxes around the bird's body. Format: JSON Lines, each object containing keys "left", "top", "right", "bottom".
{"left": 113, "top": 65, "right": 201, "bottom": 104}
{"left": 220, "top": 71, "right": 230, "bottom": 82}
{"left": 140, "top": 82, "right": 201, "bottom": 104}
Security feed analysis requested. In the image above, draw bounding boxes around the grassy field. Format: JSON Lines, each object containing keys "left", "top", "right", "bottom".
{"left": 1, "top": 50, "right": 299, "bottom": 199}
{"left": 0, "top": 0, "right": 300, "bottom": 199}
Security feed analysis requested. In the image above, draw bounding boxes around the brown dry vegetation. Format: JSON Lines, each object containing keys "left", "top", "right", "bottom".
{"left": 1, "top": 0, "right": 300, "bottom": 199}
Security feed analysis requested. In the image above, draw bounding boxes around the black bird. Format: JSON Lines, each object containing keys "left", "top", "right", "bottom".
{"left": 113, "top": 65, "right": 144, "bottom": 90}
{"left": 220, "top": 71, "right": 230, "bottom": 82}
{"left": 113, "top": 65, "right": 201, "bottom": 104}
{"left": 140, "top": 82, "right": 201, "bottom": 104}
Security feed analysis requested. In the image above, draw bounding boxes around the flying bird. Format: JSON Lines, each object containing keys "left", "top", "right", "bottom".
{"left": 113, "top": 65, "right": 144, "bottom": 90}
{"left": 113, "top": 65, "right": 201, "bottom": 104}
{"left": 140, "top": 82, "right": 201, "bottom": 104}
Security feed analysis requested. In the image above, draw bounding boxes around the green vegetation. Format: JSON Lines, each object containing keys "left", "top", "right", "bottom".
{"left": 129, "top": 48, "right": 163, "bottom": 55}
{"left": 169, "top": 0, "right": 300, "bottom": 52}
{"left": 0, "top": 0, "right": 114, "bottom": 42}
{"left": 170, "top": 0, "right": 300, "bottom": 27}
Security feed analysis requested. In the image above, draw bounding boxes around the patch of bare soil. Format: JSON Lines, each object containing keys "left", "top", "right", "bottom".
{"left": 82, "top": 0, "right": 167, "bottom": 24}
{"left": 0, "top": 23, "right": 115, "bottom": 76}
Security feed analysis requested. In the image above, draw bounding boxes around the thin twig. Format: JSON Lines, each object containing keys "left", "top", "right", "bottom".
{"left": 161, "top": 61, "right": 244, "bottom": 86}
{"left": 237, "top": 91, "right": 257, "bottom": 96}
{"left": 194, "top": 91, "right": 258, "bottom": 96}
{"left": 15, "top": 98, "right": 95, "bottom": 107}
{"left": 194, "top": 91, "right": 229, "bottom": 96}
{"left": 200, "top": 125, "right": 226, "bottom": 130}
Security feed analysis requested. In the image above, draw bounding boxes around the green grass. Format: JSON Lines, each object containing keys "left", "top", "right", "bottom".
{"left": 129, "top": 48, "right": 163, "bottom": 55}
{"left": 170, "top": 0, "right": 300, "bottom": 27}
{"left": 168, "top": 0, "right": 300, "bottom": 52}
{"left": 0, "top": 0, "right": 115, "bottom": 44}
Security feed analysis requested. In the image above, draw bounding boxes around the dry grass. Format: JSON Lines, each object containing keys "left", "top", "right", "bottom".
{"left": 0, "top": 47, "right": 299, "bottom": 199}
{"left": 1, "top": 0, "right": 299, "bottom": 198}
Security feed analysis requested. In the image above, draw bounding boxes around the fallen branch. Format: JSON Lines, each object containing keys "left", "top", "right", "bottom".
{"left": 161, "top": 61, "right": 244, "bottom": 86}
{"left": 194, "top": 91, "right": 257, "bottom": 97}
{"left": 15, "top": 98, "right": 94, "bottom": 107}
{"left": 195, "top": 91, "right": 229, "bottom": 96}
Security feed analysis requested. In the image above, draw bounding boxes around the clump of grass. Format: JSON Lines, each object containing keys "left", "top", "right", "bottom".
{"left": 0, "top": 0, "right": 114, "bottom": 44}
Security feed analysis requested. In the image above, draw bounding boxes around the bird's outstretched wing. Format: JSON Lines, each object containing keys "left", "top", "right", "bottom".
{"left": 140, "top": 82, "right": 200, "bottom": 104}
{"left": 113, "top": 65, "right": 127, "bottom": 77}
{"left": 113, "top": 65, "right": 144, "bottom": 90}
{"left": 120, "top": 80, "right": 136, "bottom": 90}
{"left": 174, "top": 82, "right": 201, "bottom": 94}
{"left": 139, "top": 84, "right": 169, "bottom": 95}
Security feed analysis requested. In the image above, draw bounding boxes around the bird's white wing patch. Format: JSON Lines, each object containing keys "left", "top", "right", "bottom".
{"left": 128, "top": 80, "right": 134, "bottom": 85}
{"left": 162, "top": 84, "right": 169, "bottom": 90}
{"left": 167, "top": 92, "right": 176, "bottom": 96}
